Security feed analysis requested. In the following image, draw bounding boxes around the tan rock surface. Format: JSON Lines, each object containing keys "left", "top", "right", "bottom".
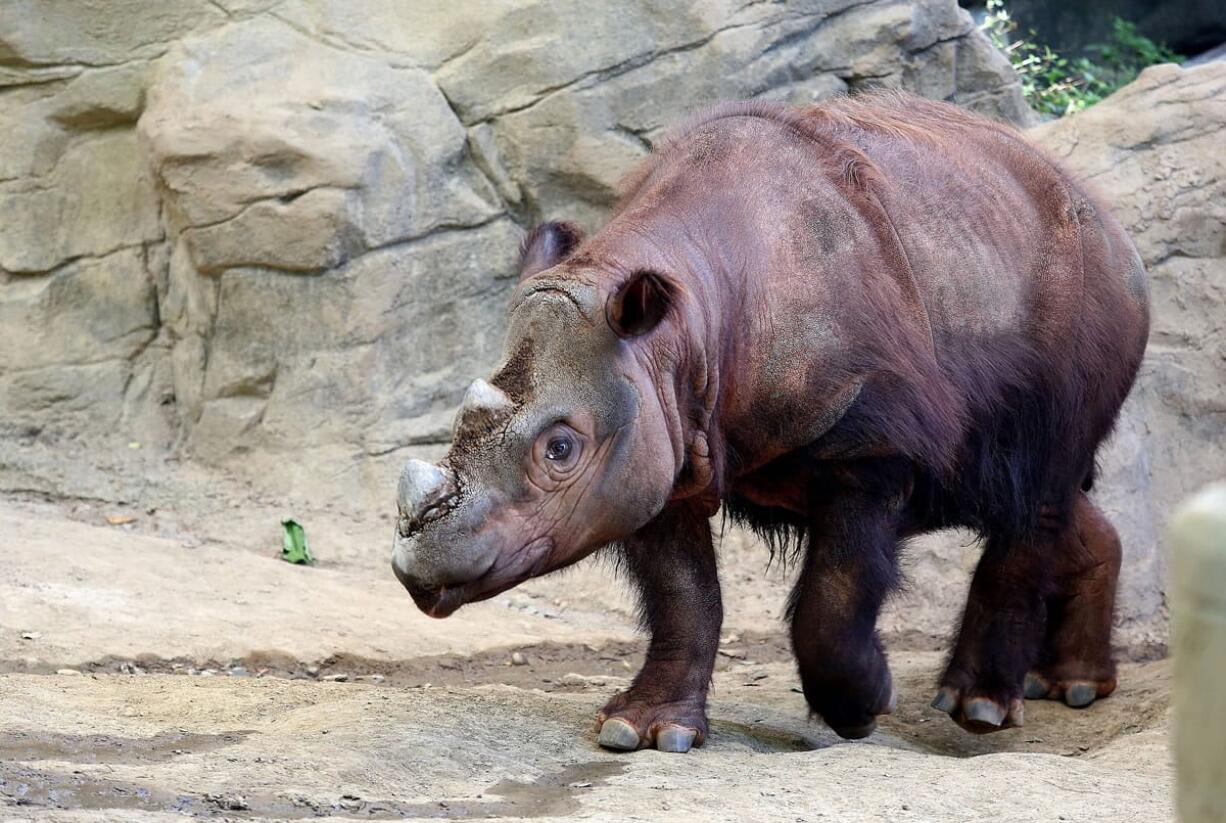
{"left": 0, "top": 657, "right": 1174, "bottom": 822}
{"left": 0, "top": 501, "right": 630, "bottom": 668}
{"left": 1, "top": 0, "right": 1028, "bottom": 471}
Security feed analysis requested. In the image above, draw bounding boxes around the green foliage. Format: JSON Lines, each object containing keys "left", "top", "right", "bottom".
{"left": 980, "top": 0, "right": 1184, "bottom": 117}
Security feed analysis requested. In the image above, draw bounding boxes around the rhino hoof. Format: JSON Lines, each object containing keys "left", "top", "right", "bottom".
{"left": 830, "top": 720, "right": 877, "bottom": 740}
{"left": 1064, "top": 682, "right": 1098, "bottom": 708}
{"left": 597, "top": 717, "right": 640, "bottom": 751}
{"left": 963, "top": 698, "right": 1006, "bottom": 727}
{"left": 930, "top": 687, "right": 958, "bottom": 714}
{"left": 655, "top": 725, "right": 697, "bottom": 753}
{"left": 1024, "top": 672, "right": 1051, "bottom": 700}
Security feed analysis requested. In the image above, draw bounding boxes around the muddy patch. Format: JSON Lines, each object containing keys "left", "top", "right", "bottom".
{"left": 0, "top": 761, "right": 627, "bottom": 820}
{"left": 708, "top": 719, "right": 821, "bottom": 753}
{"left": 0, "top": 633, "right": 798, "bottom": 692}
{"left": 0, "top": 729, "right": 253, "bottom": 764}
{"left": 476, "top": 762, "right": 626, "bottom": 818}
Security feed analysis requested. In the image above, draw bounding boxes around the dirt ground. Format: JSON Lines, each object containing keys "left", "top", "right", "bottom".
{"left": 0, "top": 493, "right": 1175, "bottom": 822}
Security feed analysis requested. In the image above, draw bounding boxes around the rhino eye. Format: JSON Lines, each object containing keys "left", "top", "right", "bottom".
{"left": 545, "top": 437, "right": 572, "bottom": 462}
{"left": 536, "top": 424, "right": 582, "bottom": 473}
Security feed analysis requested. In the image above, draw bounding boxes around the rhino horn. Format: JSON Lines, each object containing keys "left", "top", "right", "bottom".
{"left": 461, "top": 379, "right": 513, "bottom": 415}
{"left": 454, "top": 379, "right": 514, "bottom": 438}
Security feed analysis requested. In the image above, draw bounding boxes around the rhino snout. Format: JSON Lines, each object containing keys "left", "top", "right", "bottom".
{"left": 392, "top": 459, "right": 495, "bottom": 616}
{"left": 391, "top": 527, "right": 496, "bottom": 618}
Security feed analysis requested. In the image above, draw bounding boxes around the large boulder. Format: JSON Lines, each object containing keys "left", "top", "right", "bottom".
{"left": 0, "top": 0, "right": 1031, "bottom": 476}
{"left": 135, "top": 14, "right": 510, "bottom": 460}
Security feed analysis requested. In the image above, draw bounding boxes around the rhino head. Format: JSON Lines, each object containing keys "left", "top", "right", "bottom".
{"left": 391, "top": 222, "right": 695, "bottom": 617}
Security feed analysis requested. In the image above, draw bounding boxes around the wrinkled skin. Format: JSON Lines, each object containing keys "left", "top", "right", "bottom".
{"left": 391, "top": 275, "right": 681, "bottom": 617}
{"left": 392, "top": 95, "right": 1149, "bottom": 753}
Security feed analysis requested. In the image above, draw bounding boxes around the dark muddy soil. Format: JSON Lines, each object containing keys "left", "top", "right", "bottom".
{"left": 0, "top": 633, "right": 798, "bottom": 693}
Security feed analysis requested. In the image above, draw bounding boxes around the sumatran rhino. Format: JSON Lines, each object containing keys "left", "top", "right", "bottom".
{"left": 391, "top": 95, "right": 1149, "bottom": 752}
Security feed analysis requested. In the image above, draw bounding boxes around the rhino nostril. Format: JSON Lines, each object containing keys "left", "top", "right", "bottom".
{"left": 396, "top": 493, "right": 457, "bottom": 538}
{"left": 397, "top": 459, "right": 459, "bottom": 526}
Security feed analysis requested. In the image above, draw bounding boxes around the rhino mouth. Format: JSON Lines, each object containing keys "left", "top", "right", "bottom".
{"left": 398, "top": 578, "right": 472, "bottom": 619}
{"left": 393, "top": 536, "right": 555, "bottom": 618}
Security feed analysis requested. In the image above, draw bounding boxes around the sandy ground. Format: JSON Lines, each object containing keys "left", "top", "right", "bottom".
{"left": 0, "top": 495, "right": 1175, "bottom": 822}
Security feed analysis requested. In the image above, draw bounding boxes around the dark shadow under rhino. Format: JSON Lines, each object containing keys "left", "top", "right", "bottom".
{"left": 391, "top": 94, "right": 1149, "bottom": 752}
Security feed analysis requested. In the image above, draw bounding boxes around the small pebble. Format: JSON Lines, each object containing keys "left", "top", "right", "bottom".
{"left": 20, "top": 632, "right": 39, "bottom": 641}
{"left": 229, "top": 667, "right": 249, "bottom": 678}
{"left": 510, "top": 652, "right": 527, "bottom": 666}
{"left": 210, "top": 794, "right": 248, "bottom": 811}
{"left": 56, "top": 668, "right": 82, "bottom": 676}
{"left": 323, "top": 673, "right": 349, "bottom": 682}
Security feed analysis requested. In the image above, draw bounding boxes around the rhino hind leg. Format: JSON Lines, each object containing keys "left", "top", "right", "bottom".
{"left": 1024, "top": 492, "right": 1121, "bottom": 708}
{"left": 596, "top": 504, "right": 722, "bottom": 753}
{"left": 788, "top": 463, "right": 905, "bottom": 740}
{"left": 932, "top": 525, "right": 1052, "bottom": 733}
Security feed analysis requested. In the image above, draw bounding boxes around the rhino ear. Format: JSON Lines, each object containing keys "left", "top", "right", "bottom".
{"left": 519, "top": 221, "right": 584, "bottom": 280}
{"left": 607, "top": 270, "right": 674, "bottom": 338}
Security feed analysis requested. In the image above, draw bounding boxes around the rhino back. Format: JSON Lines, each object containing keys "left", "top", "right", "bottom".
{"left": 591, "top": 97, "right": 1148, "bottom": 485}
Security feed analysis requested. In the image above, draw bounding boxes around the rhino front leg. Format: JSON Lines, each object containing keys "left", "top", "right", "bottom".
{"left": 789, "top": 473, "right": 903, "bottom": 740}
{"left": 597, "top": 504, "right": 722, "bottom": 754}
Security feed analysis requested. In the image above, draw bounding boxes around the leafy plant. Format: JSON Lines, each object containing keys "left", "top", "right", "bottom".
{"left": 1090, "top": 16, "right": 1184, "bottom": 85}
{"left": 980, "top": 0, "right": 1184, "bottom": 117}
{"left": 280, "top": 518, "right": 315, "bottom": 565}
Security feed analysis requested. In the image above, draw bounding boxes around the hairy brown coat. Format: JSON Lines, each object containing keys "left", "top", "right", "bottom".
{"left": 394, "top": 93, "right": 1149, "bottom": 748}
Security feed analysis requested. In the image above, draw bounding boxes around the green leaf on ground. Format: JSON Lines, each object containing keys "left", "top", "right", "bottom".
{"left": 280, "top": 519, "right": 314, "bottom": 565}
